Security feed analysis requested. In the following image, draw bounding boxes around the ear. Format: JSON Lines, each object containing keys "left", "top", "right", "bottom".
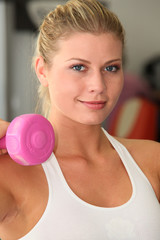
{"left": 35, "top": 56, "right": 49, "bottom": 87}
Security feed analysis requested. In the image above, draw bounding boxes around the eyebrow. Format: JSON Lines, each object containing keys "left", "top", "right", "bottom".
{"left": 66, "top": 58, "right": 122, "bottom": 64}
{"left": 66, "top": 58, "right": 91, "bottom": 63}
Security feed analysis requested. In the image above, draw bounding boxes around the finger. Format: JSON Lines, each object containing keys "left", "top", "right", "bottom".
{"left": 0, "top": 119, "right": 10, "bottom": 139}
{"left": 0, "top": 149, "right": 8, "bottom": 156}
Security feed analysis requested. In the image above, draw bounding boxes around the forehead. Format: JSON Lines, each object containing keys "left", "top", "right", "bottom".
{"left": 54, "top": 32, "right": 123, "bottom": 62}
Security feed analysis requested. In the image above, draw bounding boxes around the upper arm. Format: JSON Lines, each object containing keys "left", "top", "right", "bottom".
{"left": 144, "top": 140, "right": 160, "bottom": 201}
{"left": 0, "top": 187, "right": 17, "bottom": 223}
{"left": 0, "top": 155, "right": 18, "bottom": 224}
{"left": 152, "top": 141, "right": 160, "bottom": 181}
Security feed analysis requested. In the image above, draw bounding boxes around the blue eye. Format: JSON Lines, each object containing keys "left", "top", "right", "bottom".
{"left": 72, "top": 64, "right": 85, "bottom": 71}
{"left": 105, "top": 65, "right": 119, "bottom": 72}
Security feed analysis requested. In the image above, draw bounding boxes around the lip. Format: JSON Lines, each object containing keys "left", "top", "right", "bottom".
{"left": 79, "top": 100, "right": 106, "bottom": 110}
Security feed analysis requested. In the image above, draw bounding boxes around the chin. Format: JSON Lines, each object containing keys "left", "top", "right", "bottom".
{"left": 78, "top": 117, "right": 105, "bottom": 126}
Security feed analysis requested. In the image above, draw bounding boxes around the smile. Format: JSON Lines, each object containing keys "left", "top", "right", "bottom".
{"left": 79, "top": 100, "right": 106, "bottom": 110}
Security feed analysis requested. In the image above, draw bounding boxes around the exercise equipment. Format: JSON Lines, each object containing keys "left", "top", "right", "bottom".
{"left": 108, "top": 97, "right": 158, "bottom": 140}
{"left": 0, "top": 114, "right": 55, "bottom": 165}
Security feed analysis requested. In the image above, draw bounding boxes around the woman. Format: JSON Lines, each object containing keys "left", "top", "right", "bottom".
{"left": 0, "top": 0, "right": 160, "bottom": 239}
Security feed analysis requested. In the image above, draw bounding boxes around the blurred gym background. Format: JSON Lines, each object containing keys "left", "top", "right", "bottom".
{"left": 0, "top": 0, "right": 160, "bottom": 140}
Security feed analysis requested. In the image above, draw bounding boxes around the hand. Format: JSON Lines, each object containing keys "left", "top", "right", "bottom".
{"left": 0, "top": 118, "right": 10, "bottom": 155}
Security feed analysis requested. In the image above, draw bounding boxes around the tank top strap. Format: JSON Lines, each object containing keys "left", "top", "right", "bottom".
{"left": 103, "top": 129, "right": 153, "bottom": 188}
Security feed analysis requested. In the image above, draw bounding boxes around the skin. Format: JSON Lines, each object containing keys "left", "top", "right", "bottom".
{"left": 0, "top": 32, "right": 160, "bottom": 239}
{"left": 0, "top": 119, "right": 9, "bottom": 155}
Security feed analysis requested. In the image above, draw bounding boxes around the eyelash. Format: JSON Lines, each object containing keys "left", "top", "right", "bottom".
{"left": 71, "top": 64, "right": 86, "bottom": 72}
{"left": 71, "top": 64, "right": 120, "bottom": 73}
{"left": 104, "top": 65, "right": 120, "bottom": 73}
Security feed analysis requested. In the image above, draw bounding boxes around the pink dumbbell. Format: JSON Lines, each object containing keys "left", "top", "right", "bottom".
{"left": 0, "top": 114, "right": 55, "bottom": 165}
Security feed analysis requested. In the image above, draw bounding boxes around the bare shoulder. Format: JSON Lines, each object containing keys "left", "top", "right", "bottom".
{"left": 0, "top": 153, "right": 47, "bottom": 202}
{"left": 0, "top": 153, "right": 30, "bottom": 188}
{"left": 116, "top": 137, "right": 160, "bottom": 162}
{"left": 115, "top": 136, "right": 160, "bottom": 194}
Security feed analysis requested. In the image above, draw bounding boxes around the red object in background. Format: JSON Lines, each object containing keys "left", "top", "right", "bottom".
{"left": 108, "top": 97, "right": 159, "bottom": 140}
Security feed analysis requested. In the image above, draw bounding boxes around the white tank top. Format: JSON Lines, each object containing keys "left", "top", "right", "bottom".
{"left": 20, "top": 130, "right": 160, "bottom": 240}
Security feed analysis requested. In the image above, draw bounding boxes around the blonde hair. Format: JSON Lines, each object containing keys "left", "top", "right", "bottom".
{"left": 34, "top": 0, "right": 125, "bottom": 117}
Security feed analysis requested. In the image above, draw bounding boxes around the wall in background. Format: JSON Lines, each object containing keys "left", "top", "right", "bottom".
{"left": 0, "top": 2, "right": 7, "bottom": 120}
{"left": 5, "top": 2, "right": 38, "bottom": 121}
{"left": 110, "top": 0, "right": 160, "bottom": 74}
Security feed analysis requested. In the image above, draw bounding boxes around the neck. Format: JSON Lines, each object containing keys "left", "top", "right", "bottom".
{"left": 48, "top": 113, "right": 109, "bottom": 159}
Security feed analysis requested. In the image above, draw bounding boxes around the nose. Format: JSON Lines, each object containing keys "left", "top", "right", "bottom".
{"left": 88, "top": 71, "right": 106, "bottom": 94}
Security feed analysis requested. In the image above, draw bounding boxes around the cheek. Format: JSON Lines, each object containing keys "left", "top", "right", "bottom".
{"left": 48, "top": 76, "right": 81, "bottom": 108}
{"left": 109, "top": 78, "right": 123, "bottom": 98}
{"left": 115, "top": 74, "right": 124, "bottom": 95}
